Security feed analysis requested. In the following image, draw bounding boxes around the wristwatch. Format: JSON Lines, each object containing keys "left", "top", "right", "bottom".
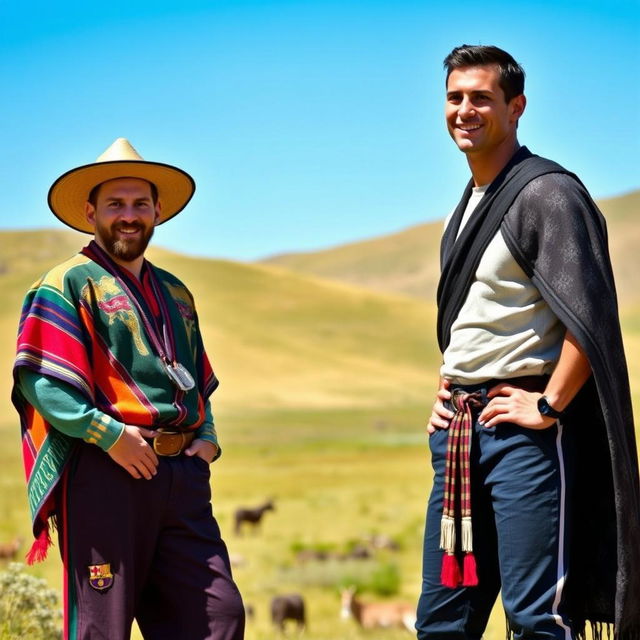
{"left": 537, "top": 395, "right": 564, "bottom": 419}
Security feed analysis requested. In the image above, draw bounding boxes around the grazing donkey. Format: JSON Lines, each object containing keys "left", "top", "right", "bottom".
{"left": 340, "top": 586, "right": 416, "bottom": 632}
{"left": 271, "top": 593, "right": 306, "bottom": 633}
{"left": 234, "top": 499, "right": 275, "bottom": 536}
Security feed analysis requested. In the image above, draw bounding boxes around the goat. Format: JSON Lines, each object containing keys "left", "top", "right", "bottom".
{"left": 0, "top": 537, "right": 23, "bottom": 560}
{"left": 234, "top": 499, "right": 275, "bottom": 536}
{"left": 340, "top": 586, "right": 416, "bottom": 632}
{"left": 271, "top": 593, "right": 306, "bottom": 633}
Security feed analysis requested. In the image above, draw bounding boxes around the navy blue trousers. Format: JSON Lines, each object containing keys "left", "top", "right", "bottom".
{"left": 61, "top": 443, "right": 245, "bottom": 640}
{"left": 416, "top": 403, "right": 575, "bottom": 639}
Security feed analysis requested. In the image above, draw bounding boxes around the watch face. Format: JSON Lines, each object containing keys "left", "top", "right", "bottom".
{"left": 537, "top": 396, "right": 561, "bottom": 418}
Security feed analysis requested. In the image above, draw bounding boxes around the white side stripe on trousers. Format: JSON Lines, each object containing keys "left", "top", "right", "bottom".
{"left": 551, "top": 421, "right": 572, "bottom": 640}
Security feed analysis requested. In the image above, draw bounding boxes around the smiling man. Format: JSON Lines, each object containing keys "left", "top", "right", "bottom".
{"left": 12, "top": 139, "right": 245, "bottom": 639}
{"left": 416, "top": 45, "right": 640, "bottom": 639}
{"left": 87, "top": 177, "right": 159, "bottom": 271}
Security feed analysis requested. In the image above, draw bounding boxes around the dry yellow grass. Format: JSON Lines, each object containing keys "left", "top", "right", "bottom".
{"left": 0, "top": 226, "right": 637, "bottom": 640}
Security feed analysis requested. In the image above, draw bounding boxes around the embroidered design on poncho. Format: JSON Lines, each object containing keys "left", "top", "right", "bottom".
{"left": 83, "top": 275, "right": 149, "bottom": 356}
{"left": 164, "top": 282, "right": 197, "bottom": 339}
{"left": 12, "top": 248, "right": 218, "bottom": 563}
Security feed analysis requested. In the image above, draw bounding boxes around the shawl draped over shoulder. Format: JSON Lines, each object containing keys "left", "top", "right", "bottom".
{"left": 437, "top": 148, "right": 640, "bottom": 638}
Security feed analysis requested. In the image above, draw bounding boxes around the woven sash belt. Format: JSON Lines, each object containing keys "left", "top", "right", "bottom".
{"left": 440, "top": 388, "right": 485, "bottom": 588}
{"left": 438, "top": 375, "right": 547, "bottom": 588}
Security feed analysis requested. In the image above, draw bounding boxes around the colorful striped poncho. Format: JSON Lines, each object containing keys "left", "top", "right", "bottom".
{"left": 12, "top": 243, "right": 219, "bottom": 562}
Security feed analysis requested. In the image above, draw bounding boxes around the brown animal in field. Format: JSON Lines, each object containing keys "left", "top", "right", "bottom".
{"left": 271, "top": 593, "right": 306, "bottom": 633}
{"left": 340, "top": 586, "right": 416, "bottom": 632}
{"left": 364, "top": 533, "right": 401, "bottom": 551}
{"left": 339, "top": 543, "right": 371, "bottom": 560}
{"left": 295, "top": 548, "right": 331, "bottom": 563}
{"left": 0, "top": 537, "right": 23, "bottom": 560}
{"left": 234, "top": 499, "right": 275, "bottom": 536}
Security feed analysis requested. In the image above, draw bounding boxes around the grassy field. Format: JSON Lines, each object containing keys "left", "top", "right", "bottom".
{"left": 0, "top": 226, "right": 638, "bottom": 639}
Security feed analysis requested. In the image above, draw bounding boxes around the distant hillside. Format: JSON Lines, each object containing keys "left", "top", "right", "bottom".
{"left": 599, "top": 191, "right": 640, "bottom": 305}
{"left": 262, "top": 220, "right": 443, "bottom": 300}
{"left": 0, "top": 230, "right": 438, "bottom": 419}
{"left": 261, "top": 190, "right": 640, "bottom": 306}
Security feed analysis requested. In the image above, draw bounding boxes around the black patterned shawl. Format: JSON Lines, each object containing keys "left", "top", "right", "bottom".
{"left": 437, "top": 149, "right": 640, "bottom": 639}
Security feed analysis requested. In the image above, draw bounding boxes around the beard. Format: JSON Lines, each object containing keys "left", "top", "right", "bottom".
{"left": 96, "top": 220, "right": 155, "bottom": 262}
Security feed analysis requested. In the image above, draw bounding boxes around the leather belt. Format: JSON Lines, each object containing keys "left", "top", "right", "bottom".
{"left": 153, "top": 430, "right": 195, "bottom": 457}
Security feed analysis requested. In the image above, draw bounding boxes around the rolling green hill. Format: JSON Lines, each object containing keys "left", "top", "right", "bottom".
{"left": 261, "top": 189, "right": 640, "bottom": 306}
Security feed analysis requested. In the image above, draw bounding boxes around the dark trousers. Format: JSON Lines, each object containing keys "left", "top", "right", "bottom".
{"left": 416, "top": 409, "right": 575, "bottom": 639}
{"left": 60, "top": 443, "right": 245, "bottom": 640}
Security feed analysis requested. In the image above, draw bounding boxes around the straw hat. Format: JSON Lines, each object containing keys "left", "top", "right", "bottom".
{"left": 48, "top": 138, "right": 195, "bottom": 233}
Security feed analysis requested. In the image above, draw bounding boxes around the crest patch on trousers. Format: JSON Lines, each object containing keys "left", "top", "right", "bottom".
{"left": 88, "top": 563, "right": 114, "bottom": 591}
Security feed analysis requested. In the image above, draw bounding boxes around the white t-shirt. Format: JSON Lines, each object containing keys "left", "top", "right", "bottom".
{"left": 440, "top": 185, "right": 564, "bottom": 384}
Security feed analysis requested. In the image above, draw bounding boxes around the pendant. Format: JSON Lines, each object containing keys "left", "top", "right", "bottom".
{"left": 162, "top": 360, "right": 196, "bottom": 392}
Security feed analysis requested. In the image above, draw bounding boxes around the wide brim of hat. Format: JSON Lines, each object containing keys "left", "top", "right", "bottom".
{"left": 48, "top": 160, "right": 195, "bottom": 234}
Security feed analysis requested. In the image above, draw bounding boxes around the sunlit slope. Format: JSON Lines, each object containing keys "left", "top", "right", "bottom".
{"left": 599, "top": 191, "right": 640, "bottom": 305}
{"left": 152, "top": 251, "right": 439, "bottom": 410}
{"left": 0, "top": 230, "right": 438, "bottom": 417}
{"left": 261, "top": 190, "right": 640, "bottom": 305}
{"left": 262, "top": 219, "right": 443, "bottom": 300}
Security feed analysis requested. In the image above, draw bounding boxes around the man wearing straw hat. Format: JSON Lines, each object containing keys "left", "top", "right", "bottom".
{"left": 12, "top": 138, "right": 245, "bottom": 639}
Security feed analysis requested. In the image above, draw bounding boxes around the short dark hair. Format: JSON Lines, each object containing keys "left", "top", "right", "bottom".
{"left": 443, "top": 45, "right": 525, "bottom": 103}
{"left": 87, "top": 179, "right": 158, "bottom": 207}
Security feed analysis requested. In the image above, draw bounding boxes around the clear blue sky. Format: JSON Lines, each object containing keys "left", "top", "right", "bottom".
{"left": 1, "top": 0, "right": 638, "bottom": 260}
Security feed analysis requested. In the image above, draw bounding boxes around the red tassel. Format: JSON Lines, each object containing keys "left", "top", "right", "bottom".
{"left": 441, "top": 553, "right": 461, "bottom": 587}
{"left": 462, "top": 552, "right": 478, "bottom": 586}
{"left": 25, "top": 527, "right": 52, "bottom": 565}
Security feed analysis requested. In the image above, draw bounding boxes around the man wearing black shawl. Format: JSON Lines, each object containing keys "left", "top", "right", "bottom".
{"left": 416, "top": 45, "right": 639, "bottom": 640}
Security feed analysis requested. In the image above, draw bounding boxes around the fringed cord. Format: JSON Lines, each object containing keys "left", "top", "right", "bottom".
{"left": 440, "top": 515, "right": 456, "bottom": 552}
{"left": 26, "top": 526, "right": 52, "bottom": 565}
{"left": 461, "top": 516, "right": 473, "bottom": 552}
{"left": 439, "top": 390, "right": 482, "bottom": 589}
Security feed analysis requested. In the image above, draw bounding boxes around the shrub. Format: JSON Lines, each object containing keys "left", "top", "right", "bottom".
{"left": 339, "top": 561, "right": 401, "bottom": 597}
{"left": 0, "top": 563, "right": 61, "bottom": 640}
{"left": 369, "top": 562, "right": 401, "bottom": 596}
